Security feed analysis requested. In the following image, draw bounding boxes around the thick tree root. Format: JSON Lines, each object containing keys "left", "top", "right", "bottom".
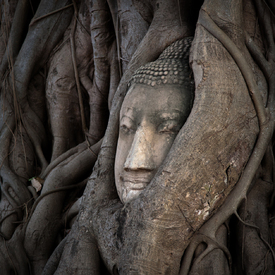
{"left": 71, "top": 0, "right": 88, "bottom": 134}
{"left": 41, "top": 235, "right": 68, "bottom": 275}
{"left": 40, "top": 141, "right": 87, "bottom": 179}
{"left": 24, "top": 139, "right": 102, "bottom": 274}
{"left": 0, "top": 0, "right": 33, "bottom": 80}
{"left": 0, "top": 117, "right": 32, "bottom": 208}
{"left": 181, "top": 231, "right": 232, "bottom": 275}
{"left": 180, "top": 4, "right": 275, "bottom": 274}
{"left": 0, "top": 224, "right": 31, "bottom": 275}
{"left": 234, "top": 210, "right": 275, "bottom": 262}
{"left": 30, "top": 3, "right": 74, "bottom": 26}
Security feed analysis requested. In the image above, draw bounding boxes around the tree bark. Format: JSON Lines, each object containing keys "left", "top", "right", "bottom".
{"left": 0, "top": 0, "right": 274, "bottom": 274}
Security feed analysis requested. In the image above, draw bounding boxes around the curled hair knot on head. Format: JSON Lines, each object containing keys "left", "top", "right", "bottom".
{"left": 128, "top": 37, "right": 194, "bottom": 90}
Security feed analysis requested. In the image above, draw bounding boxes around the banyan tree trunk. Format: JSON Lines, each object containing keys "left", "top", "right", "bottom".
{"left": 52, "top": 0, "right": 271, "bottom": 274}
{"left": 0, "top": 0, "right": 274, "bottom": 274}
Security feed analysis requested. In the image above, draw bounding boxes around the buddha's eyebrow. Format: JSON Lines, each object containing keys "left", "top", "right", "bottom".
{"left": 159, "top": 110, "right": 184, "bottom": 120}
{"left": 120, "top": 114, "right": 134, "bottom": 122}
{"left": 120, "top": 107, "right": 136, "bottom": 121}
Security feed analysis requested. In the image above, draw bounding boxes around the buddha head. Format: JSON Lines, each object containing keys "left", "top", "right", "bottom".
{"left": 115, "top": 38, "right": 194, "bottom": 204}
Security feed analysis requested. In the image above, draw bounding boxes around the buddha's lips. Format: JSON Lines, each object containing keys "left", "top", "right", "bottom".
{"left": 122, "top": 176, "right": 151, "bottom": 190}
{"left": 124, "top": 181, "right": 148, "bottom": 190}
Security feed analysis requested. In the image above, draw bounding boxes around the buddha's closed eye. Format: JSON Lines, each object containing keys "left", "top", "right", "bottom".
{"left": 120, "top": 116, "right": 136, "bottom": 134}
{"left": 158, "top": 120, "right": 182, "bottom": 134}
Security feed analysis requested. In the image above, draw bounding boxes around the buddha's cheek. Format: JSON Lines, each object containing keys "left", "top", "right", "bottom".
{"left": 153, "top": 135, "right": 177, "bottom": 166}
{"left": 115, "top": 135, "right": 132, "bottom": 169}
{"left": 114, "top": 136, "right": 132, "bottom": 195}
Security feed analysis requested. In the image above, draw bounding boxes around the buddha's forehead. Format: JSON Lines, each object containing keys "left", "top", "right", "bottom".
{"left": 126, "top": 83, "right": 183, "bottom": 97}
{"left": 121, "top": 83, "right": 187, "bottom": 118}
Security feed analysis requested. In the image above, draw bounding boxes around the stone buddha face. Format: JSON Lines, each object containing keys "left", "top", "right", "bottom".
{"left": 115, "top": 83, "right": 193, "bottom": 204}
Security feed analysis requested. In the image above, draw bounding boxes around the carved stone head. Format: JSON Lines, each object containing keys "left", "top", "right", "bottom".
{"left": 115, "top": 38, "right": 194, "bottom": 204}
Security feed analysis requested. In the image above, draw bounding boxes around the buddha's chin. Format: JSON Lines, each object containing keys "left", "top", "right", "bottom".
{"left": 122, "top": 188, "right": 143, "bottom": 204}
{"left": 118, "top": 174, "right": 152, "bottom": 204}
{"left": 121, "top": 180, "right": 150, "bottom": 204}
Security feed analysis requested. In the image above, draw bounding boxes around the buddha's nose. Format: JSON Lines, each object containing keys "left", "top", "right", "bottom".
{"left": 124, "top": 127, "right": 156, "bottom": 171}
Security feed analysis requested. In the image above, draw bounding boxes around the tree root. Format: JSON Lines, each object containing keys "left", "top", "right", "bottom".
{"left": 180, "top": 4, "right": 275, "bottom": 274}
{"left": 234, "top": 210, "right": 275, "bottom": 263}
{"left": 40, "top": 141, "right": 87, "bottom": 179}
{"left": 0, "top": 224, "right": 31, "bottom": 275}
{"left": 30, "top": 3, "right": 74, "bottom": 26}
{"left": 0, "top": 0, "right": 33, "bottom": 80}
{"left": 0, "top": 116, "right": 33, "bottom": 238}
{"left": 70, "top": 0, "right": 88, "bottom": 134}
{"left": 0, "top": 235, "right": 17, "bottom": 274}
{"left": 28, "top": 139, "right": 102, "bottom": 221}
{"left": 0, "top": 211, "right": 18, "bottom": 230}
{"left": 28, "top": 182, "right": 86, "bottom": 221}
{"left": 8, "top": 0, "right": 74, "bottom": 176}
{"left": 24, "top": 139, "right": 102, "bottom": 273}
{"left": 20, "top": 108, "right": 48, "bottom": 174}
{"left": 199, "top": 9, "right": 267, "bottom": 125}
{"left": 180, "top": 231, "right": 232, "bottom": 275}
{"left": 41, "top": 235, "right": 68, "bottom": 275}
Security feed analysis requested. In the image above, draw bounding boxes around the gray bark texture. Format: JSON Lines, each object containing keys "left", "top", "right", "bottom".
{"left": 0, "top": 0, "right": 274, "bottom": 274}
